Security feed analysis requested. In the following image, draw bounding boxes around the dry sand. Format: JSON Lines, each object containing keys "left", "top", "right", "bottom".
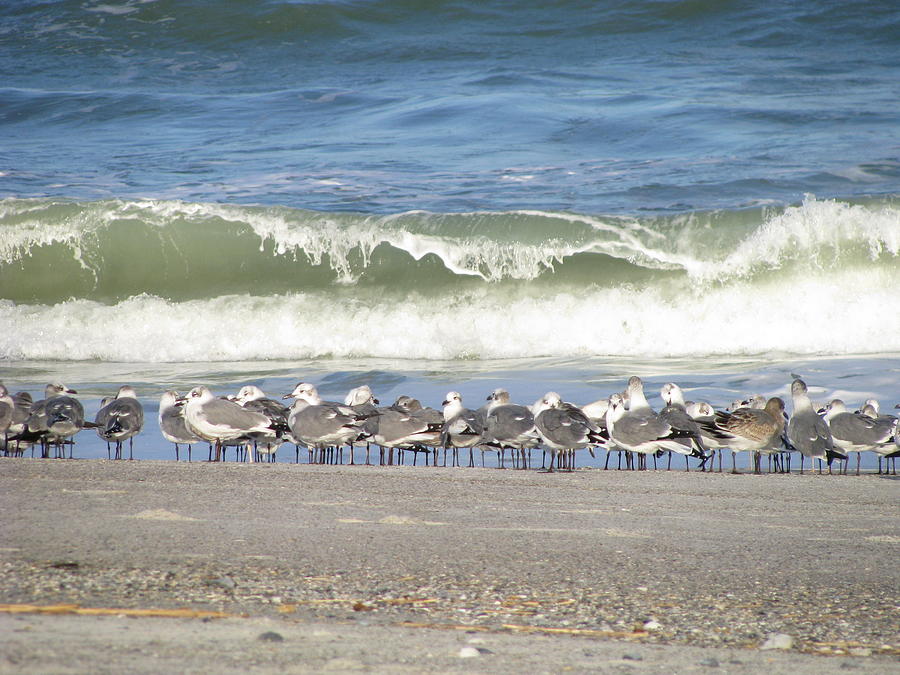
{"left": 1, "top": 458, "right": 897, "bottom": 673}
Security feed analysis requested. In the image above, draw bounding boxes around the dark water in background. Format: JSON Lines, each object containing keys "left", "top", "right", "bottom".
{"left": 1, "top": 1, "right": 898, "bottom": 462}
{"left": 3, "top": 0, "right": 899, "bottom": 213}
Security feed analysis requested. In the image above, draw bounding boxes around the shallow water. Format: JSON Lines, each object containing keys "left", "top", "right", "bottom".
{"left": 3, "top": 354, "right": 897, "bottom": 470}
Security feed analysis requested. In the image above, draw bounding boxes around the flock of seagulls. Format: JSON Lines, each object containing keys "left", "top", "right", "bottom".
{"left": 0, "top": 383, "right": 144, "bottom": 461}
{"left": 1, "top": 377, "right": 898, "bottom": 474}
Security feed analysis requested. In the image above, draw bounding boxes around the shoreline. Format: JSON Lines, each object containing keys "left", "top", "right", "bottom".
{"left": 1, "top": 458, "right": 898, "bottom": 672}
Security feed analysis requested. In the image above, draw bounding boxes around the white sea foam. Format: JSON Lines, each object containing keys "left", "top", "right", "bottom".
{"left": 2, "top": 264, "right": 898, "bottom": 362}
{"left": 686, "top": 196, "right": 900, "bottom": 282}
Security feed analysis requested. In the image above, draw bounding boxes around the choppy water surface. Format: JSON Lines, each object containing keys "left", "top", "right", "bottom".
{"left": 1, "top": 1, "right": 898, "bottom": 462}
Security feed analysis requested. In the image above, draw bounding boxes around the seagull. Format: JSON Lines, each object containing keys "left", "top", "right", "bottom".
{"left": 659, "top": 382, "right": 712, "bottom": 471}
{"left": 371, "top": 408, "right": 443, "bottom": 465}
{"left": 284, "top": 382, "right": 371, "bottom": 464}
{"left": 786, "top": 379, "right": 843, "bottom": 474}
{"left": 711, "top": 397, "right": 786, "bottom": 474}
{"left": 580, "top": 396, "right": 630, "bottom": 470}
{"left": 345, "top": 385, "right": 380, "bottom": 412}
{"left": 235, "top": 385, "right": 290, "bottom": 462}
{"left": 95, "top": 385, "right": 144, "bottom": 460}
{"left": 608, "top": 377, "right": 705, "bottom": 471}
{"left": 685, "top": 400, "right": 715, "bottom": 420}
{"left": 391, "top": 396, "right": 444, "bottom": 431}
{"left": 533, "top": 391, "right": 607, "bottom": 472}
{"left": 390, "top": 395, "right": 443, "bottom": 465}
{"left": 660, "top": 384, "right": 733, "bottom": 471}
{"left": 25, "top": 383, "right": 87, "bottom": 459}
{"left": 0, "top": 384, "right": 13, "bottom": 448}
{"left": 483, "top": 388, "right": 541, "bottom": 469}
{"left": 727, "top": 395, "right": 766, "bottom": 412}
{"left": 183, "top": 386, "right": 284, "bottom": 462}
{"left": 158, "top": 390, "right": 201, "bottom": 461}
{"left": 2, "top": 392, "right": 34, "bottom": 457}
{"left": 440, "top": 391, "right": 485, "bottom": 468}
{"left": 821, "top": 399, "right": 895, "bottom": 475}
{"left": 580, "top": 397, "right": 610, "bottom": 430}
{"left": 889, "top": 415, "right": 900, "bottom": 475}
{"left": 22, "top": 384, "right": 73, "bottom": 454}
{"left": 344, "top": 385, "right": 382, "bottom": 465}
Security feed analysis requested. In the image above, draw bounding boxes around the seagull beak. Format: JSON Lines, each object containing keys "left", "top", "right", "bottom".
{"left": 373, "top": 398, "right": 380, "bottom": 405}
{"left": 442, "top": 399, "right": 450, "bottom": 406}
{"left": 282, "top": 393, "right": 294, "bottom": 400}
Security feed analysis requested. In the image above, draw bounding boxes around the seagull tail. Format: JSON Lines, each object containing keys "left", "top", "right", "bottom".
{"left": 700, "top": 418, "right": 733, "bottom": 441}
{"left": 268, "top": 419, "right": 290, "bottom": 437}
{"left": 105, "top": 418, "right": 124, "bottom": 435}
{"left": 826, "top": 448, "right": 847, "bottom": 465}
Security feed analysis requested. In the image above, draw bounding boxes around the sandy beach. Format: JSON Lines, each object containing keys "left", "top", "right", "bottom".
{"left": 1, "top": 458, "right": 897, "bottom": 673}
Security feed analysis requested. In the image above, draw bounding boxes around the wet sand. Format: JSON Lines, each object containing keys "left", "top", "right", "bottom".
{"left": 1, "top": 458, "right": 897, "bottom": 673}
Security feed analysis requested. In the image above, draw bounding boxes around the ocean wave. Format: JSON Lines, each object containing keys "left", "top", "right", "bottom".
{"left": 1, "top": 196, "right": 898, "bottom": 304}
{"left": 2, "top": 261, "right": 899, "bottom": 362}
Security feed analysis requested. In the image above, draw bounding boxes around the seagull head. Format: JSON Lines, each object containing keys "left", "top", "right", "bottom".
{"left": 660, "top": 382, "right": 684, "bottom": 407}
{"left": 46, "top": 383, "right": 76, "bottom": 397}
{"left": 236, "top": 385, "right": 265, "bottom": 404}
{"left": 284, "top": 382, "right": 321, "bottom": 404}
{"left": 187, "top": 386, "right": 214, "bottom": 403}
{"left": 486, "top": 388, "right": 510, "bottom": 404}
{"left": 442, "top": 391, "right": 463, "bottom": 407}
{"left": 116, "top": 385, "right": 138, "bottom": 399}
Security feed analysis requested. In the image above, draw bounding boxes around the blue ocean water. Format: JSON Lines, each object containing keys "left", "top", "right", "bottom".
{"left": 1, "top": 1, "right": 898, "bottom": 464}
{"left": 3, "top": 0, "right": 899, "bottom": 212}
